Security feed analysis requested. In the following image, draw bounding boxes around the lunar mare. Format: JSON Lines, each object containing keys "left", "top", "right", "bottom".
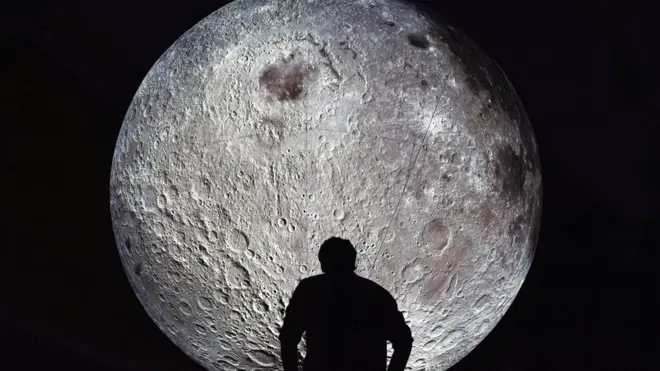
{"left": 109, "top": 0, "right": 542, "bottom": 370}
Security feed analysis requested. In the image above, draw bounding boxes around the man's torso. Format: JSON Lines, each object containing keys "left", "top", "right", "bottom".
{"left": 300, "top": 274, "right": 391, "bottom": 371}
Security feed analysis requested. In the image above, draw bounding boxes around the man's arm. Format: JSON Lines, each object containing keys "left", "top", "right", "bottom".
{"left": 279, "top": 280, "right": 307, "bottom": 371}
{"left": 384, "top": 298, "right": 413, "bottom": 371}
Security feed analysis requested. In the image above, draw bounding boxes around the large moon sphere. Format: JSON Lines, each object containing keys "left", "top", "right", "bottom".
{"left": 109, "top": 0, "right": 542, "bottom": 370}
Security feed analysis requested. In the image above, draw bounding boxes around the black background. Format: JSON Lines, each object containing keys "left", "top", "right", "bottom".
{"left": 1, "top": 0, "right": 654, "bottom": 370}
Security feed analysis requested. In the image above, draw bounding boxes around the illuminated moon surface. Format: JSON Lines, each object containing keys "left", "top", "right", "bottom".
{"left": 109, "top": 0, "right": 542, "bottom": 370}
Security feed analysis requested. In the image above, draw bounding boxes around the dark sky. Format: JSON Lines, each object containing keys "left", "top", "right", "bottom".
{"left": 0, "top": 0, "right": 654, "bottom": 370}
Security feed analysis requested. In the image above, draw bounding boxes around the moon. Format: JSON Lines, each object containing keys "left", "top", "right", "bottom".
{"left": 109, "top": 0, "right": 542, "bottom": 370}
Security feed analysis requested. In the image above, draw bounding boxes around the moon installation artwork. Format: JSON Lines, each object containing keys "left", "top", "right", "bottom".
{"left": 109, "top": 0, "right": 542, "bottom": 370}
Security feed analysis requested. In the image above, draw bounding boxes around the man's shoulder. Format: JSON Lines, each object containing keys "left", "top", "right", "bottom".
{"left": 301, "top": 273, "right": 374, "bottom": 285}
{"left": 299, "top": 274, "right": 323, "bottom": 285}
{"left": 301, "top": 273, "right": 390, "bottom": 290}
{"left": 306, "top": 274, "right": 394, "bottom": 298}
{"left": 295, "top": 274, "right": 323, "bottom": 291}
{"left": 358, "top": 277, "right": 397, "bottom": 302}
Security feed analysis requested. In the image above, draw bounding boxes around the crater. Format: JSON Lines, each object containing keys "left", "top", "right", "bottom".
{"left": 180, "top": 300, "right": 193, "bottom": 316}
{"left": 194, "top": 323, "right": 208, "bottom": 335}
{"left": 439, "top": 329, "right": 465, "bottom": 350}
{"left": 474, "top": 294, "right": 491, "bottom": 312}
{"left": 225, "top": 260, "right": 251, "bottom": 289}
{"left": 248, "top": 349, "right": 276, "bottom": 367}
{"left": 401, "top": 258, "right": 427, "bottom": 284}
{"left": 197, "top": 296, "right": 214, "bottom": 311}
{"left": 258, "top": 60, "right": 312, "bottom": 101}
{"left": 407, "top": 32, "right": 430, "bottom": 49}
{"left": 421, "top": 218, "right": 450, "bottom": 252}
{"left": 227, "top": 228, "right": 250, "bottom": 253}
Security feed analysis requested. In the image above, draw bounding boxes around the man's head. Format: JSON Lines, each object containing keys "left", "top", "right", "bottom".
{"left": 318, "top": 237, "right": 357, "bottom": 274}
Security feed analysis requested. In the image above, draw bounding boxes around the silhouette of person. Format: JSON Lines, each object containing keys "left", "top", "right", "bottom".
{"left": 279, "top": 237, "right": 413, "bottom": 371}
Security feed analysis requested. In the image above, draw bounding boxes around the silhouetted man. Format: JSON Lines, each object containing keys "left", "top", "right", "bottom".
{"left": 279, "top": 237, "right": 413, "bottom": 371}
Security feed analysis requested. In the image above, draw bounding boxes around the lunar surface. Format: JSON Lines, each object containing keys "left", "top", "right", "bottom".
{"left": 109, "top": 0, "right": 542, "bottom": 370}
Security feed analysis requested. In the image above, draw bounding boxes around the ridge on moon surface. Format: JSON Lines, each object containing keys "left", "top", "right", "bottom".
{"left": 109, "top": 0, "right": 542, "bottom": 370}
